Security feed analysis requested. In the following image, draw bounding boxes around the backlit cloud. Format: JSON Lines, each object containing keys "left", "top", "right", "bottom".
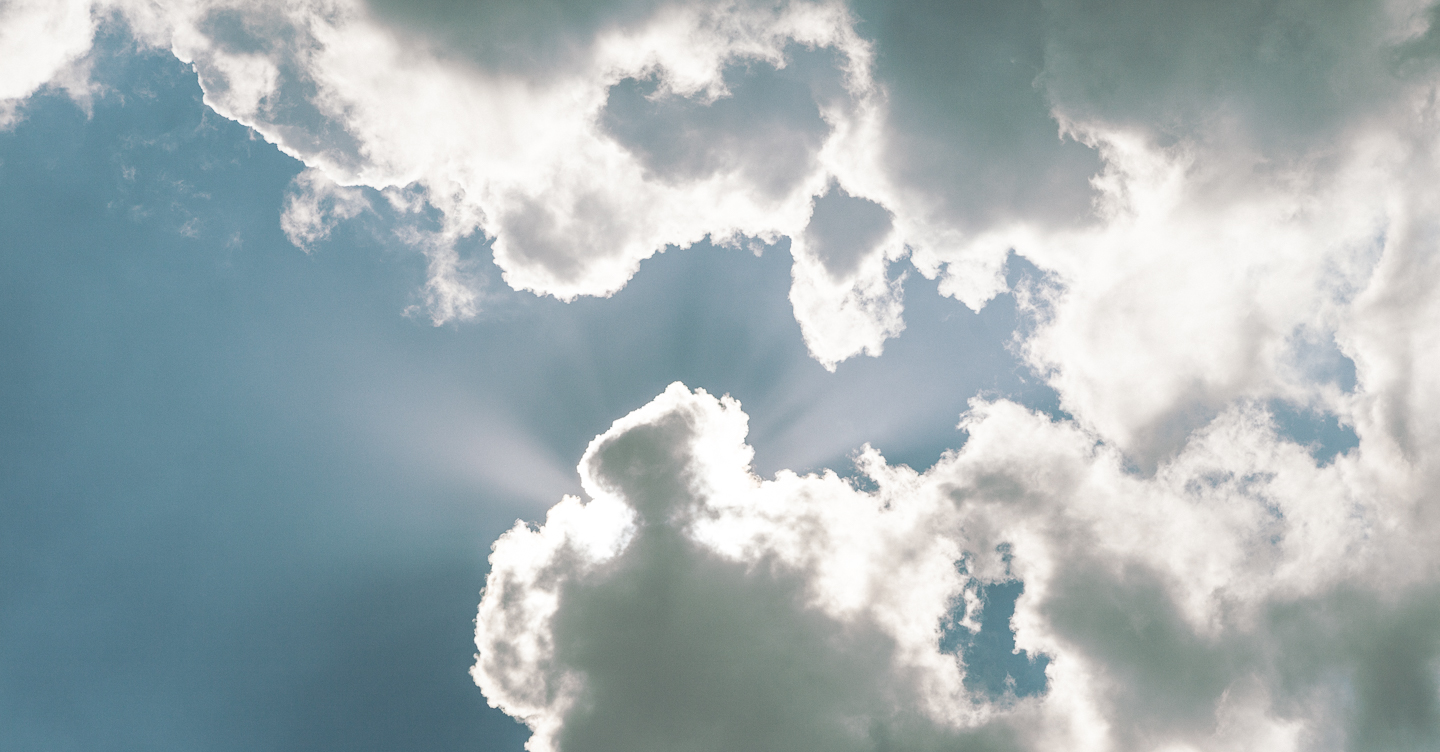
{"left": 477, "top": 382, "right": 1440, "bottom": 752}
{"left": 7, "top": 0, "right": 1440, "bottom": 379}
{"left": 92, "top": 0, "right": 905, "bottom": 364}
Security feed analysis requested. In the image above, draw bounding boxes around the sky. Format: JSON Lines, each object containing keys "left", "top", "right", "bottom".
{"left": 1, "top": 1, "right": 1436, "bottom": 751}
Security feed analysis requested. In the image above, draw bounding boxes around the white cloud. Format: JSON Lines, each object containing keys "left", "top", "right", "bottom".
{"left": 0, "top": 0, "right": 97, "bottom": 127}
{"left": 279, "top": 167, "right": 369, "bottom": 250}
{"left": 474, "top": 384, "right": 1016, "bottom": 752}
{"left": 457, "top": 0, "right": 1440, "bottom": 725}
{"left": 5, "top": 0, "right": 1076, "bottom": 363}
{"left": 84, "top": 0, "right": 910, "bottom": 360}
{"left": 1006, "top": 13, "right": 1440, "bottom": 471}
{"left": 786, "top": 183, "right": 907, "bottom": 367}
{"left": 8, "top": 0, "right": 1440, "bottom": 386}
{"left": 477, "top": 383, "right": 1440, "bottom": 752}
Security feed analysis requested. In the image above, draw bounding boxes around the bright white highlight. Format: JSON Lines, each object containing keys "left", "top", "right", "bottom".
{"left": 10, "top": 0, "right": 1440, "bottom": 381}
{"left": 0, "top": 0, "right": 97, "bottom": 127}
{"left": 106, "top": 0, "right": 912, "bottom": 365}
{"left": 477, "top": 381, "right": 1440, "bottom": 752}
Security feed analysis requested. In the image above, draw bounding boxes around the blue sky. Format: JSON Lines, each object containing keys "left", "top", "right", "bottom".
{"left": 4, "top": 2, "right": 1438, "bottom": 751}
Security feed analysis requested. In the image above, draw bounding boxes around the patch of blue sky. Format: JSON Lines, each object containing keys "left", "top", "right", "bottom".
{"left": 0, "top": 24, "right": 1059, "bottom": 751}
{"left": 939, "top": 580, "right": 1051, "bottom": 701}
{"left": 1268, "top": 400, "right": 1361, "bottom": 465}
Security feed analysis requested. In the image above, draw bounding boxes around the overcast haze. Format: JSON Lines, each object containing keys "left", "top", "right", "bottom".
{"left": 2, "top": 1, "right": 1437, "bottom": 751}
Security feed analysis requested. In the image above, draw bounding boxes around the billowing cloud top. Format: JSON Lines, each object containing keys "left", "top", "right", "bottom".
{"left": 477, "top": 382, "right": 1440, "bottom": 752}
{"left": 10, "top": 0, "right": 1440, "bottom": 748}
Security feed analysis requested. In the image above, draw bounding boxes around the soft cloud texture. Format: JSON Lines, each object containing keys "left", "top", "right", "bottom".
{"left": 0, "top": 0, "right": 1069, "bottom": 365}
{"left": 474, "top": 384, "right": 1023, "bottom": 752}
{"left": 8, "top": 0, "right": 1440, "bottom": 380}
{"left": 0, "top": 0, "right": 97, "bottom": 126}
{"left": 279, "top": 166, "right": 369, "bottom": 251}
{"left": 476, "top": 382, "right": 1440, "bottom": 752}
{"left": 88, "top": 0, "right": 907, "bottom": 364}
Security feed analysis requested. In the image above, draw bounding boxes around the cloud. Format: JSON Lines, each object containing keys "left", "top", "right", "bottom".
{"left": 786, "top": 181, "right": 907, "bottom": 366}
{"left": 279, "top": 167, "right": 370, "bottom": 250}
{"left": 8, "top": 0, "right": 1440, "bottom": 389}
{"left": 83, "top": 0, "right": 910, "bottom": 362}
{"left": 476, "top": 383, "right": 1440, "bottom": 752}
{"left": 0, "top": 0, "right": 1066, "bottom": 364}
{"left": 0, "top": 0, "right": 98, "bottom": 127}
{"left": 474, "top": 384, "right": 1025, "bottom": 752}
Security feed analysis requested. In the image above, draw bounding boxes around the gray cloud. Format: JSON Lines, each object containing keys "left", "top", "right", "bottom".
{"left": 475, "top": 385, "right": 1039, "bottom": 752}
{"left": 851, "top": 0, "right": 1101, "bottom": 233}
{"left": 363, "top": 0, "right": 667, "bottom": 79}
{"left": 478, "top": 385, "right": 1440, "bottom": 751}
{"left": 1038, "top": 0, "right": 1401, "bottom": 156}
{"left": 803, "top": 181, "right": 893, "bottom": 280}
{"left": 550, "top": 532, "right": 903, "bottom": 752}
{"left": 599, "top": 49, "right": 838, "bottom": 199}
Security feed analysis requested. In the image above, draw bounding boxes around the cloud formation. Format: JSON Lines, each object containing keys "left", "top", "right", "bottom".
{"left": 476, "top": 382, "right": 1440, "bottom": 752}
{"left": 0, "top": 0, "right": 1066, "bottom": 365}
{"left": 0, "top": 0, "right": 97, "bottom": 126}
{"left": 74, "top": 0, "right": 903, "bottom": 364}
{"left": 6, "top": 0, "right": 1440, "bottom": 381}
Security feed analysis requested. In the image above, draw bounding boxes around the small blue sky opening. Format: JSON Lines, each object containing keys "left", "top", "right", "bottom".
{"left": 1268, "top": 399, "right": 1360, "bottom": 465}
{"left": 939, "top": 576, "right": 1051, "bottom": 701}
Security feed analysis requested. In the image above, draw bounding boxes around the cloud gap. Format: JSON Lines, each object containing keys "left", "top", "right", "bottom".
{"left": 939, "top": 575, "right": 1052, "bottom": 702}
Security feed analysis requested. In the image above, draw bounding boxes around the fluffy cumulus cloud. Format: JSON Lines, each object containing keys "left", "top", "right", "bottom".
{"left": 477, "top": 380, "right": 1440, "bottom": 752}
{"left": 1006, "top": 0, "right": 1440, "bottom": 468}
{"left": 0, "top": 0, "right": 98, "bottom": 126}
